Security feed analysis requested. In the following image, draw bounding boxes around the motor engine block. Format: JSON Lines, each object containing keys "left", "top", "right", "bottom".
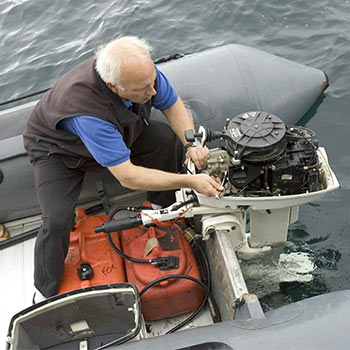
{"left": 204, "top": 112, "right": 322, "bottom": 196}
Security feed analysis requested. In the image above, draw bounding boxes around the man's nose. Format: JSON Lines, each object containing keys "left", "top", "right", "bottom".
{"left": 147, "top": 85, "right": 157, "bottom": 96}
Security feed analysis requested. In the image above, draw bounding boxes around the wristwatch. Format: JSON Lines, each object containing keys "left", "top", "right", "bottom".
{"left": 184, "top": 142, "right": 195, "bottom": 153}
{"left": 184, "top": 140, "right": 201, "bottom": 153}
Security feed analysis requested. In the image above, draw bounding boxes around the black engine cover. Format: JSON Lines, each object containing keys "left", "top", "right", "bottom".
{"left": 224, "top": 112, "right": 320, "bottom": 195}
{"left": 229, "top": 135, "right": 319, "bottom": 195}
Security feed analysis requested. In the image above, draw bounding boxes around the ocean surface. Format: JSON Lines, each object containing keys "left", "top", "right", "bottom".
{"left": 1, "top": 0, "right": 349, "bottom": 309}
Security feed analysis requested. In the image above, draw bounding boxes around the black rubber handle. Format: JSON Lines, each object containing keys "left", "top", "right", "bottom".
{"left": 94, "top": 216, "right": 143, "bottom": 233}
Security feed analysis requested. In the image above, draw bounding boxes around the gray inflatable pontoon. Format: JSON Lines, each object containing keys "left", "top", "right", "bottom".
{"left": 0, "top": 43, "right": 328, "bottom": 224}
{"left": 117, "top": 290, "right": 350, "bottom": 350}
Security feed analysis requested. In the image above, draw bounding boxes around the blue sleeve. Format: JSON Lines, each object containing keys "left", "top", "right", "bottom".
{"left": 58, "top": 116, "right": 130, "bottom": 167}
{"left": 153, "top": 65, "right": 178, "bottom": 110}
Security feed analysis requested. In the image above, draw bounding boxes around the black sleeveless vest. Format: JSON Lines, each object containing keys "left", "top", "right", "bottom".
{"left": 23, "top": 56, "right": 155, "bottom": 161}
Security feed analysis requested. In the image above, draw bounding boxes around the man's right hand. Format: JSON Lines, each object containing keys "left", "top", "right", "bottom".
{"left": 189, "top": 174, "right": 224, "bottom": 198}
{"left": 184, "top": 145, "right": 210, "bottom": 170}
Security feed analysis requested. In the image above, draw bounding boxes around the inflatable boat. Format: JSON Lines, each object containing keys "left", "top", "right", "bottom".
{"left": 1, "top": 44, "right": 348, "bottom": 349}
{"left": 0, "top": 43, "right": 328, "bottom": 224}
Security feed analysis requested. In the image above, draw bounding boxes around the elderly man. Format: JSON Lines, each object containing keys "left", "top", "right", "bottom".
{"left": 23, "top": 36, "right": 223, "bottom": 299}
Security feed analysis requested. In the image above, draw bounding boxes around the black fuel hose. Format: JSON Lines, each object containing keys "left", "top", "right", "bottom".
{"left": 165, "top": 242, "right": 220, "bottom": 333}
{"left": 101, "top": 206, "right": 152, "bottom": 264}
{"left": 139, "top": 274, "right": 209, "bottom": 334}
{"left": 194, "top": 243, "right": 221, "bottom": 324}
{"left": 93, "top": 327, "right": 140, "bottom": 350}
{"left": 139, "top": 274, "right": 208, "bottom": 297}
{"left": 102, "top": 206, "right": 178, "bottom": 267}
{"left": 170, "top": 197, "right": 197, "bottom": 211}
{"left": 106, "top": 232, "right": 151, "bottom": 264}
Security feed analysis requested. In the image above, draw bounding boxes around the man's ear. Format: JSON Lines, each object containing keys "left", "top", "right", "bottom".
{"left": 106, "top": 82, "right": 119, "bottom": 94}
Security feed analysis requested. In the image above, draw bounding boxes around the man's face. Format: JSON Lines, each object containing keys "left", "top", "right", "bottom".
{"left": 109, "top": 60, "right": 157, "bottom": 104}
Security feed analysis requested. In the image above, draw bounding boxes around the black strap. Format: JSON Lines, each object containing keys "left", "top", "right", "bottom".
{"left": 184, "top": 142, "right": 194, "bottom": 153}
{"left": 94, "top": 179, "right": 110, "bottom": 214}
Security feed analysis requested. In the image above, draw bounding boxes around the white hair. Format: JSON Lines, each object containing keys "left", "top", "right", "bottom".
{"left": 95, "top": 36, "right": 153, "bottom": 88}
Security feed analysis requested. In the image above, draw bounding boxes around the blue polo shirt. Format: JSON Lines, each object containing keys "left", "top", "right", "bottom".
{"left": 58, "top": 66, "right": 178, "bottom": 167}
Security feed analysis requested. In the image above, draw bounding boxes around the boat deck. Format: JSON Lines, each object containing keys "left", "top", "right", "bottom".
{"left": 0, "top": 190, "right": 213, "bottom": 343}
{"left": 1, "top": 237, "right": 36, "bottom": 341}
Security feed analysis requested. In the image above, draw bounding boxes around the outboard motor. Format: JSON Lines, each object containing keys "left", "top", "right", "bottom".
{"left": 224, "top": 111, "right": 320, "bottom": 195}
{"left": 183, "top": 111, "right": 338, "bottom": 259}
{"left": 194, "top": 111, "right": 322, "bottom": 197}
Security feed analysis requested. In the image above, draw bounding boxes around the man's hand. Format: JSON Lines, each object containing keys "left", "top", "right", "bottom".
{"left": 189, "top": 174, "right": 224, "bottom": 198}
{"left": 185, "top": 145, "right": 210, "bottom": 170}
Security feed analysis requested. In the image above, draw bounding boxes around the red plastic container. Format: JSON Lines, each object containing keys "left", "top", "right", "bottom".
{"left": 120, "top": 218, "right": 204, "bottom": 321}
{"left": 58, "top": 208, "right": 126, "bottom": 294}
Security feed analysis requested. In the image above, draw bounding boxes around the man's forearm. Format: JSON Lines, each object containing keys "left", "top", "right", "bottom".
{"left": 108, "top": 160, "right": 224, "bottom": 198}
{"left": 162, "top": 97, "right": 195, "bottom": 145}
{"left": 108, "top": 160, "right": 193, "bottom": 191}
{"left": 162, "top": 96, "right": 210, "bottom": 170}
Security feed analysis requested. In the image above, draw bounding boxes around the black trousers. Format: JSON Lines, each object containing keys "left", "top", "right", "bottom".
{"left": 33, "top": 120, "right": 181, "bottom": 297}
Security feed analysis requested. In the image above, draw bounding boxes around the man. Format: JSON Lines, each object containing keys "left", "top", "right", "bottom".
{"left": 23, "top": 36, "right": 223, "bottom": 299}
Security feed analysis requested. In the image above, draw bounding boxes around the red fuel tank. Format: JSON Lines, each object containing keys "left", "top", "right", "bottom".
{"left": 120, "top": 215, "right": 204, "bottom": 321}
{"left": 58, "top": 208, "right": 126, "bottom": 294}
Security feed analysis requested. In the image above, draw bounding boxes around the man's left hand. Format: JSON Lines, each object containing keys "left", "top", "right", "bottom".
{"left": 185, "top": 145, "right": 210, "bottom": 170}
